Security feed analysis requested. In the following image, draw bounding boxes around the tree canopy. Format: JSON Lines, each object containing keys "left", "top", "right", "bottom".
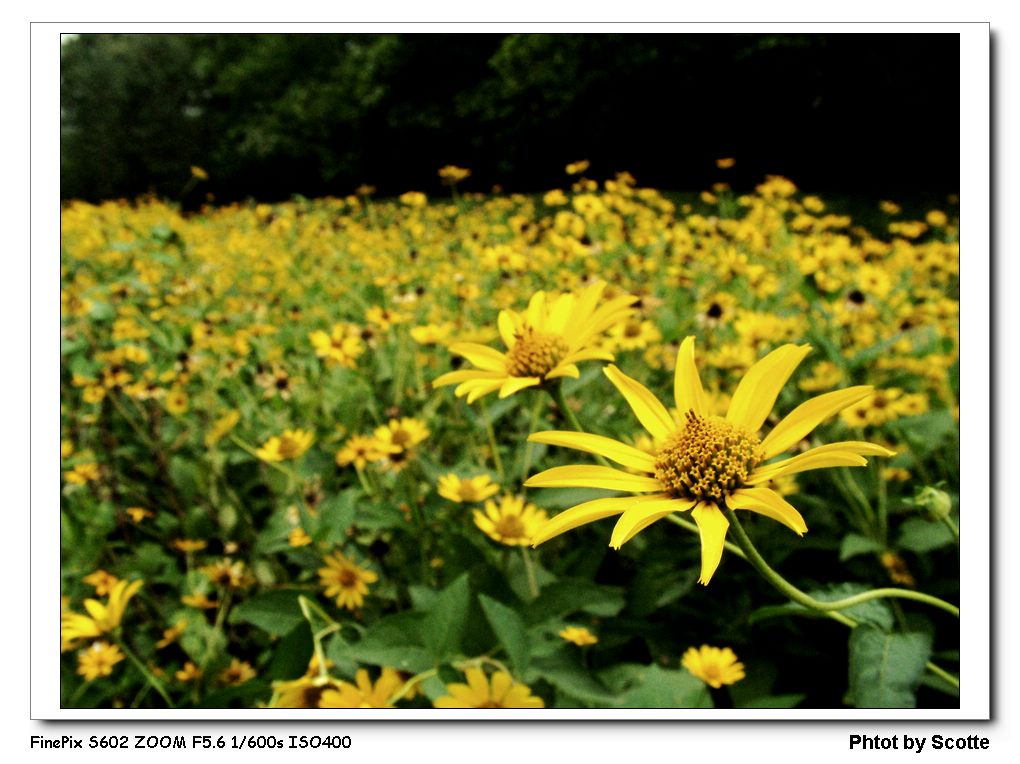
{"left": 60, "top": 33, "right": 960, "bottom": 202}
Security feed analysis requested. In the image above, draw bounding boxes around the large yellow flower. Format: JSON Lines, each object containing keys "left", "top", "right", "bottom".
{"left": 61, "top": 579, "right": 143, "bottom": 648}
{"left": 433, "top": 667, "right": 544, "bottom": 708}
{"left": 319, "top": 667, "right": 407, "bottom": 708}
{"left": 433, "top": 282, "right": 637, "bottom": 402}
{"left": 526, "top": 337, "right": 894, "bottom": 585}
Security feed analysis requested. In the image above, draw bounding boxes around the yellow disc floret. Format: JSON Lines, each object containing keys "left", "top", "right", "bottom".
{"left": 505, "top": 326, "right": 570, "bottom": 378}
{"left": 654, "top": 412, "right": 763, "bottom": 501}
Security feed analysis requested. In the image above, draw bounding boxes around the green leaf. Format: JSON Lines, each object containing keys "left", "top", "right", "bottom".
{"left": 530, "top": 650, "right": 616, "bottom": 705}
{"left": 228, "top": 590, "right": 306, "bottom": 637}
{"left": 738, "top": 693, "right": 806, "bottom": 709}
{"left": 266, "top": 622, "right": 314, "bottom": 680}
{"left": 526, "top": 579, "right": 625, "bottom": 625}
{"left": 896, "top": 516, "right": 955, "bottom": 554}
{"left": 849, "top": 626, "right": 932, "bottom": 708}
{"left": 840, "top": 533, "right": 883, "bottom": 561}
{"left": 335, "top": 612, "right": 434, "bottom": 674}
{"left": 478, "top": 594, "right": 530, "bottom": 674}
{"left": 316, "top": 489, "right": 358, "bottom": 544}
{"left": 421, "top": 573, "right": 471, "bottom": 660}
{"left": 616, "top": 664, "right": 712, "bottom": 708}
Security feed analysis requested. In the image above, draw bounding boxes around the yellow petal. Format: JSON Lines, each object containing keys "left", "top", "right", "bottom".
{"left": 433, "top": 369, "right": 503, "bottom": 388}
{"left": 690, "top": 503, "right": 729, "bottom": 585}
{"left": 526, "top": 291, "right": 547, "bottom": 328}
{"left": 448, "top": 343, "right": 508, "bottom": 372}
{"left": 489, "top": 671, "right": 513, "bottom": 702}
{"left": 499, "top": 377, "right": 541, "bottom": 398}
{"left": 545, "top": 363, "right": 580, "bottom": 380}
{"left": 726, "top": 344, "right": 812, "bottom": 432}
{"left": 727, "top": 487, "right": 808, "bottom": 534}
{"left": 674, "top": 336, "right": 707, "bottom": 417}
{"left": 603, "top": 365, "right": 675, "bottom": 442}
{"left": 528, "top": 430, "right": 657, "bottom": 472}
{"left": 546, "top": 292, "right": 576, "bottom": 336}
{"left": 761, "top": 386, "right": 873, "bottom": 459}
{"left": 531, "top": 494, "right": 671, "bottom": 545}
{"left": 465, "top": 667, "right": 489, "bottom": 698}
{"left": 465, "top": 380, "right": 505, "bottom": 403}
{"left": 748, "top": 440, "right": 893, "bottom": 483}
{"left": 498, "top": 310, "right": 518, "bottom": 349}
{"left": 610, "top": 496, "right": 695, "bottom": 548}
{"left": 525, "top": 465, "right": 663, "bottom": 493}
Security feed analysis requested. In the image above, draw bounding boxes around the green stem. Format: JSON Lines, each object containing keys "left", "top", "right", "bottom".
{"left": 720, "top": 504, "right": 960, "bottom": 618}
{"left": 115, "top": 636, "right": 175, "bottom": 708}
{"left": 520, "top": 547, "right": 540, "bottom": 599}
{"left": 478, "top": 398, "right": 506, "bottom": 484}
{"left": 924, "top": 660, "right": 961, "bottom": 689}
{"left": 387, "top": 668, "right": 438, "bottom": 707}
{"left": 550, "top": 382, "right": 610, "bottom": 467}
{"left": 520, "top": 394, "right": 546, "bottom": 483}
{"left": 298, "top": 596, "right": 340, "bottom": 680}
{"left": 942, "top": 514, "right": 961, "bottom": 543}
{"left": 354, "top": 464, "right": 375, "bottom": 497}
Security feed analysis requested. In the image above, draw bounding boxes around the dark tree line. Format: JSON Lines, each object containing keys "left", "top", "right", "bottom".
{"left": 60, "top": 33, "right": 960, "bottom": 203}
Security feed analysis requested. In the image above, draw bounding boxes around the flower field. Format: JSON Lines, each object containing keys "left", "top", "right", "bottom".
{"left": 59, "top": 170, "right": 960, "bottom": 710}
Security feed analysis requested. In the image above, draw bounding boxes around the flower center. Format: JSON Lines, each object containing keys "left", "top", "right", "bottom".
{"left": 505, "top": 326, "right": 569, "bottom": 378}
{"left": 337, "top": 568, "right": 359, "bottom": 588}
{"left": 495, "top": 514, "right": 526, "bottom": 541}
{"left": 654, "top": 412, "right": 763, "bottom": 502}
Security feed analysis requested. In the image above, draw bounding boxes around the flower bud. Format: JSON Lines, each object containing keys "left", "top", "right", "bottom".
{"left": 915, "top": 486, "right": 953, "bottom": 520}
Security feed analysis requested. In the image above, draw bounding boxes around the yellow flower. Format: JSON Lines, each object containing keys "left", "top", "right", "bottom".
{"left": 82, "top": 569, "right": 120, "bottom": 597}
{"left": 173, "top": 538, "right": 207, "bottom": 553}
{"left": 319, "top": 667, "right": 406, "bottom": 708}
{"left": 176, "top": 661, "right": 203, "bottom": 683}
{"left": 199, "top": 558, "right": 251, "bottom": 589}
{"left": 373, "top": 417, "right": 429, "bottom": 453}
{"left": 543, "top": 189, "right": 568, "bottom": 206}
{"left": 256, "top": 429, "right": 314, "bottom": 462}
{"left": 559, "top": 626, "right": 598, "bottom": 646}
{"left": 310, "top": 324, "right": 365, "bottom": 368}
{"left": 77, "top": 641, "right": 125, "bottom": 681}
{"left": 336, "top": 434, "right": 398, "bottom": 469}
{"left": 64, "top": 462, "right": 101, "bottom": 485}
{"left": 526, "top": 337, "right": 894, "bottom": 584}
{"left": 125, "top": 506, "right": 154, "bottom": 523}
{"left": 434, "top": 282, "right": 636, "bottom": 402}
{"left": 181, "top": 591, "right": 218, "bottom": 610}
{"left": 190, "top": 165, "right": 209, "bottom": 181}
{"left": 165, "top": 386, "right": 189, "bottom": 415}
{"left": 715, "top": 157, "right": 736, "bottom": 169}
{"left": 205, "top": 410, "right": 240, "bottom": 448}
{"left": 438, "top": 165, "right": 471, "bottom": 184}
{"left": 61, "top": 579, "right": 143, "bottom": 647}
{"left": 682, "top": 645, "right": 745, "bottom": 688}
{"left": 399, "top": 191, "right": 427, "bottom": 207}
{"left": 318, "top": 551, "right": 378, "bottom": 611}
{"left": 61, "top": 439, "right": 74, "bottom": 459}
{"left": 473, "top": 494, "right": 548, "bottom": 547}
{"left": 288, "top": 527, "right": 313, "bottom": 547}
{"left": 437, "top": 473, "right": 500, "bottom": 504}
{"left": 565, "top": 160, "right": 590, "bottom": 175}
{"left": 156, "top": 619, "right": 188, "bottom": 649}
{"left": 218, "top": 658, "right": 257, "bottom": 687}
{"left": 410, "top": 323, "right": 454, "bottom": 345}
{"left": 433, "top": 667, "right": 544, "bottom": 708}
